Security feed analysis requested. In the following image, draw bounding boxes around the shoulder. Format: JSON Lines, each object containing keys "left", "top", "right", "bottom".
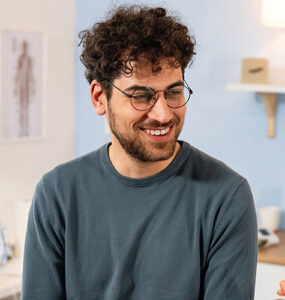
{"left": 181, "top": 141, "right": 246, "bottom": 187}
{"left": 32, "top": 145, "right": 107, "bottom": 223}
{"left": 185, "top": 143, "right": 255, "bottom": 225}
{"left": 35, "top": 144, "right": 108, "bottom": 207}
{"left": 180, "top": 143, "right": 256, "bottom": 242}
{"left": 42, "top": 144, "right": 106, "bottom": 186}
{"left": 179, "top": 142, "right": 254, "bottom": 223}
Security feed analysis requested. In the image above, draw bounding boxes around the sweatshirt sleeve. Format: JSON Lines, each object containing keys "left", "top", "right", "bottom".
{"left": 21, "top": 178, "right": 65, "bottom": 300}
{"left": 202, "top": 180, "right": 258, "bottom": 300}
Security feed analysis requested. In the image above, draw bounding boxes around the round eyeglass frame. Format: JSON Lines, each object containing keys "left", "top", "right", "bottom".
{"left": 104, "top": 79, "right": 193, "bottom": 111}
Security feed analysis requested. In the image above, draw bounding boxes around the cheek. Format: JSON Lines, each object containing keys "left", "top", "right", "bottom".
{"left": 112, "top": 110, "right": 146, "bottom": 132}
{"left": 128, "top": 111, "right": 148, "bottom": 129}
{"left": 175, "top": 107, "right": 186, "bottom": 122}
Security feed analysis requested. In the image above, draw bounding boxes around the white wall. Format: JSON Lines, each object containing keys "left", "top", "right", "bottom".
{"left": 0, "top": 0, "right": 75, "bottom": 256}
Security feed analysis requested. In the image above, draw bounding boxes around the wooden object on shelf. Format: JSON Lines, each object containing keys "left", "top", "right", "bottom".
{"left": 227, "top": 83, "right": 285, "bottom": 138}
{"left": 242, "top": 58, "right": 269, "bottom": 84}
{"left": 258, "top": 230, "right": 285, "bottom": 266}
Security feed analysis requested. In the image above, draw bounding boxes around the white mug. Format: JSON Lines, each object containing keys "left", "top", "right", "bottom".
{"left": 259, "top": 206, "right": 280, "bottom": 231}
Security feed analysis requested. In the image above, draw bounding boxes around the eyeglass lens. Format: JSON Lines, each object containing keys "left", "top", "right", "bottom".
{"left": 131, "top": 85, "right": 191, "bottom": 111}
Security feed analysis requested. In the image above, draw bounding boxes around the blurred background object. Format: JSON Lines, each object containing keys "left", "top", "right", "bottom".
{"left": 260, "top": 206, "right": 281, "bottom": 231}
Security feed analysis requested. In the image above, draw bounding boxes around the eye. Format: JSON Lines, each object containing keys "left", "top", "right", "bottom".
{"left": 165, "top": 88, "right": 183, "bottom": 98}
{"left": 132, "top": 92, "right": 154, "bottom": 102}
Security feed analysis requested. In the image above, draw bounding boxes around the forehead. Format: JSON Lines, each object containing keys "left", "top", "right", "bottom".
{"left": 114, "top": 57, "right": 183, "bottom": 89}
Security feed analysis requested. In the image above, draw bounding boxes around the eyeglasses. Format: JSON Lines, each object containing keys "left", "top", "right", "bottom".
{"left": 104, "top": 80, "right": 193, "bottom": 111}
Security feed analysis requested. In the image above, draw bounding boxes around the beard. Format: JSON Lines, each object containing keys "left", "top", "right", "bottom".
{"left": 107, "top": 102, "right": 183, "bottom": 163}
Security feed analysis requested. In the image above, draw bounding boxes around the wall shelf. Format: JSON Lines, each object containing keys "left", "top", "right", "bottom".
{"left": 227, "top": 83, "right": 285, "bottom": 138}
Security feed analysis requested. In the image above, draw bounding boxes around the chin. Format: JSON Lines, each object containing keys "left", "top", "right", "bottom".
{"left": 129, "top": 141, "right": 177, "bottom": 163}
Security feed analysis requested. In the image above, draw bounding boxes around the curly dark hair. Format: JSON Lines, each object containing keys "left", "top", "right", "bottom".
{"left": 79, "top": 5, "right": 196, "bottom": 99}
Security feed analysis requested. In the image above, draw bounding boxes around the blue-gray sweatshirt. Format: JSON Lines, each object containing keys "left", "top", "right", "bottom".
{"left": 21, "top": 141, "right": 257, "bottom": 300}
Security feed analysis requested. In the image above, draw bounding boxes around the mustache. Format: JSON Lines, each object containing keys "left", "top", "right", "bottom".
{"left": 134, "top": 118, "right": 179, "bottom": 129}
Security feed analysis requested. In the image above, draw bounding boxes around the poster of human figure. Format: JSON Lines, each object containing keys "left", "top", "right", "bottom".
{"left": 1, "top": 31, "right": 43, "bottom": 140}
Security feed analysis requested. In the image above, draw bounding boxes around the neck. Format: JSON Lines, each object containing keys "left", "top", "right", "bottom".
{"left": 108, "top": 141, "right": 181, "bottom": 178}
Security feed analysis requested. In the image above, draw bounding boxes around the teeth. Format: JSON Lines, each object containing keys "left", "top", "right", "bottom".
{"left": 146, "top": 128, "right": 170, "bottom": 136}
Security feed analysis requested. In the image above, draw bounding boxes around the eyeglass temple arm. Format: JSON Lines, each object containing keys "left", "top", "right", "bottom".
{"left": 104, "top": 79, "right": 132, "bottom": 98}
{"left": 183, "top": 80, "right": 193, "bottom": 95}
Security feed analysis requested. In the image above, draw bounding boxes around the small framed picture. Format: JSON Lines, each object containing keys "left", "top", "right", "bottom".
{"left": 1, "top": 30, "right": 44, "bottom": 141}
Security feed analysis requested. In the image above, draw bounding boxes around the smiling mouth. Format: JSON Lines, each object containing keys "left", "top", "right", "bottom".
{"left": 146, "top": 128, "right": 170, "bottom": 136}
{"left": 140, "top": 126, "right": 173, "bottom": 137}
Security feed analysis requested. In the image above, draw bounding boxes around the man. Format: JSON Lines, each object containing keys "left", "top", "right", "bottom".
{"left": 21, "top": 6, "right": 257, "bottom": 300}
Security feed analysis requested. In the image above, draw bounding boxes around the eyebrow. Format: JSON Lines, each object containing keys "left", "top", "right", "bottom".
{"left": 124, "top": 80, "right": 184, "bottom": 92}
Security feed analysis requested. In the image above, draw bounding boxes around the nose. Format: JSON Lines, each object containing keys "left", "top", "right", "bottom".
{"left": 147, "top": 92, "right": 172, "bottom": 124}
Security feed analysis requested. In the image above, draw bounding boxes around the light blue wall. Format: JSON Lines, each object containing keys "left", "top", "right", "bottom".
{"left": 76, "top": 0, "right": 285, "bottom": 229}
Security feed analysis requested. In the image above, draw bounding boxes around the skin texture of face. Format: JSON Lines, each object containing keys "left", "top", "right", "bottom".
{"left": 91, "top": 57, "right": 187, "bottom": 178}
{"left": 106, "top": 59, "right": 186, "bottom": 163}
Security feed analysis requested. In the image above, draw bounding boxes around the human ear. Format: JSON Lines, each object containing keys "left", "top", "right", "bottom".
{"left": 90, "top": 80, "right": 107, "bottom": 116}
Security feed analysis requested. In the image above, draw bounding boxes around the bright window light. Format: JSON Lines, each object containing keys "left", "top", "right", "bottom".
{"left": 262, "top": 0, "right": 285, "bottom": 27}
